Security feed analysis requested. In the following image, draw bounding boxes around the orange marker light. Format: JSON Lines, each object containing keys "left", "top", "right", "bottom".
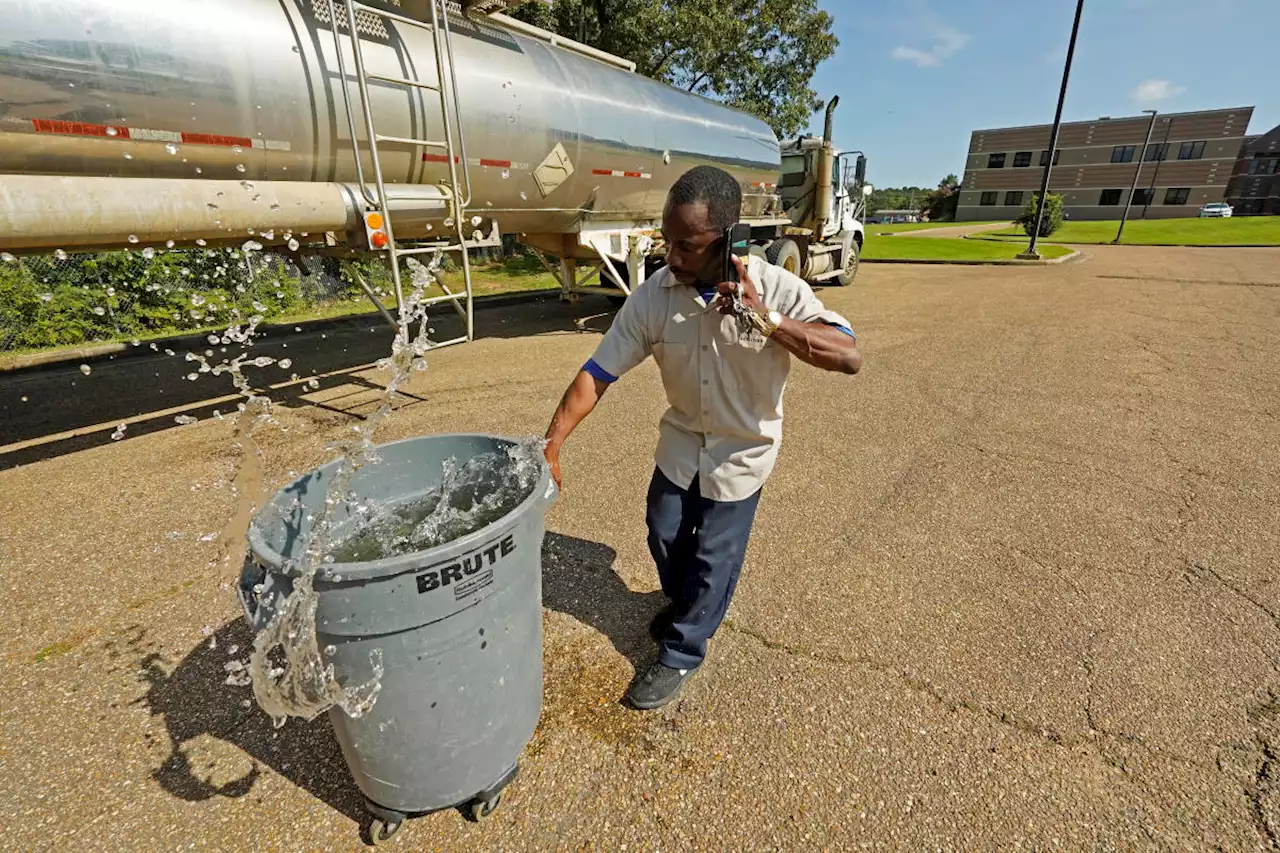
{"left": 366, "top": 212, "right": 384, "bottom": 230}
{"left": 370, "top": 231, "right": 389, "bottom": 249}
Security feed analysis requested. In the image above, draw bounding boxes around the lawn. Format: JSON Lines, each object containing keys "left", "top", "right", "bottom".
{"left": 979, "top": 216, "right": 1280, "bottom": 246}
{"left": 861, "top": 236, "right": 1072, "bottom": 262}
{"left": 869, "top": 220, "right": 1006, "bottom": 234}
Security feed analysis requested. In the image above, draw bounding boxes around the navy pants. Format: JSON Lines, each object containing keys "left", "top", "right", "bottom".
{"left": 645, "top": 468, "right": 762, "bottom": 670}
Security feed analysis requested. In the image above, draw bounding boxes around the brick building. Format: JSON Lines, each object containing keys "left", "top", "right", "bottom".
{"left": 956, "top": 107, "right": 1254, "bottom": 221}
{"left": 1225, "top": 124, "right": 1280, "bottom": 215}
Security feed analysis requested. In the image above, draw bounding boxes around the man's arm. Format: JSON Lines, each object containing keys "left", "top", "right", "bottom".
{"left": 767, "top": 318, "right": 861, "bottom": 374}
{"left": 717, "top": 255, "right": 861, "bottom": 375}
{"left": 543, "top": 370, "right": 610, "bottom": 488}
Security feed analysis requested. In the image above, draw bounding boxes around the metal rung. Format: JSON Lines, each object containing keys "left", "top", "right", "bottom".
{"left": 374, "top": 134, "right": 448, "bottom": 147}
{"left": 367, "top": 72, "right": 441, "bottom": 92}
{"left": 392, "top": 245, "right": 451, "bottom": 256}
{"left": 350, "top": 1, "right": 437, "bottom": 31}
{"left": 424, "top": 335, "right": 469, "bottom": 350}
{"left": 421, "top": 292, "right": 467, "bottom": 306}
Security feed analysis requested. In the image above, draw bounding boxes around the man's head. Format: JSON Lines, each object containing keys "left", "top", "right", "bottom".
{"left": 662, "top": 166, "right": 742, "bottom": 286}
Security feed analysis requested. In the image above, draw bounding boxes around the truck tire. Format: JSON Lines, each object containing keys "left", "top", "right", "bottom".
{"left": 835, "top": 232, "right": 861, "bottom": 286}
{"left": 765, "top": 238, "right": 802, "bottom": 276}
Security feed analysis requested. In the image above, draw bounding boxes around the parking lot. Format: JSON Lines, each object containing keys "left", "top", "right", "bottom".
{"left": 2, "top": 243, "right": 1279, "bottom": 851}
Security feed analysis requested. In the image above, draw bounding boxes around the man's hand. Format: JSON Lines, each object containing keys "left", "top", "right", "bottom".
{"left": 714, "top": 255, "right": 765, "bottom": 316}
{"left": 544, "top": 442, "right": 563, "bottom": 490}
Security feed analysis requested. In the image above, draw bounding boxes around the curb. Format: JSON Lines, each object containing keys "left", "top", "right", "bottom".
{"left": 0, "top": 289, "right": 559, "bottom": 376}
{"left": 862, "top": 248, "right": 1079, "bottom": 266}
{"left": 962, "top": 234, "right": 1280, "bottom": 249}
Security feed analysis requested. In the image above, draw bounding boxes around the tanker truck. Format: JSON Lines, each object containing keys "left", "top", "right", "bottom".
{"left": 0, "top": 0, "right": 867, "bottom": 342}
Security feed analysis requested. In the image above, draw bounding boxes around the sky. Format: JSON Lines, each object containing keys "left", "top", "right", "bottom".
{"left": 806, "top": 0, "right": 1280, "bottom": 189}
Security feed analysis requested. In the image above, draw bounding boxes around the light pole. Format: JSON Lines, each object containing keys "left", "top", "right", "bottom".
{"left": 1113, "top": 109, "right": 1158, "bottom": 244}
{"left": 1020, "top": 0, "right": 1085, "bottom": 260}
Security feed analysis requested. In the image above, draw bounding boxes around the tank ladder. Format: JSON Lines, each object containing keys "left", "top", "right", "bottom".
{"left": 328, "top": 0, "right": 475, "bottom": 348}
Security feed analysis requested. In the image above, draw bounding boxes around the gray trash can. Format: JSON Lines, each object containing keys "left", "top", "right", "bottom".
{"left": 238, "top": 434, "right": 555, "bottom": 844}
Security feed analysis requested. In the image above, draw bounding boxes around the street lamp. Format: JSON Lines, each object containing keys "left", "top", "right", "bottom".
{"left": 1113, "top": 109, "right": 1158, "bottom": 244}
{"left": 1020, "top": 0, "right": 1086, "bottom": 260}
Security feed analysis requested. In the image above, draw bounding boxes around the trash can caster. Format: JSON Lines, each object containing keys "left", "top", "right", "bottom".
{"left": 240, "top": 434, "right": 555, "bottom": 846}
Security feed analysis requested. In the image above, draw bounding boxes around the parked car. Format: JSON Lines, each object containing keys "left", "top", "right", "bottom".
{"left": 1198, "top": 202, "right": 1233, "bottom": 218}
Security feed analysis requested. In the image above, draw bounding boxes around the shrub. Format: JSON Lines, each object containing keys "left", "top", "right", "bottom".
{"left": 1015, "top": 193, "right": 1065, "bottom": 237}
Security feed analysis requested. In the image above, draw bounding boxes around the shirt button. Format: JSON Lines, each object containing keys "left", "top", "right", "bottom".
{"left": 701, "top": 345, "right": 708, "bottom": 352}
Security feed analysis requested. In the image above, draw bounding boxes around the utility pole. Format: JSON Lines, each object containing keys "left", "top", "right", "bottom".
{"left": 1020, "top": 0, "right": 1085, "bottom": 260}
{"left": 1113, "top": 109, "right": 1158, "bottom": 244}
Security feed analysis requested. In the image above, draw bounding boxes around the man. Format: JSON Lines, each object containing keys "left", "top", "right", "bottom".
{"left": 543, "top": 165, "right": 861, "bottom": 710}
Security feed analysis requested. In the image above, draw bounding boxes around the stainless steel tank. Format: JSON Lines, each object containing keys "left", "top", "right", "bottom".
{"left": 0, "top": 0, "right": 781, "bottom": 251}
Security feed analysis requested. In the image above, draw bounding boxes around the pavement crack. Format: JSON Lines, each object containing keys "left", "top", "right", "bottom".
{"left": 1185, "top": 561, "right": 1280, "bottom": 632}
{"left": 720, "top": 618, "right": 1068, "bottom": 749}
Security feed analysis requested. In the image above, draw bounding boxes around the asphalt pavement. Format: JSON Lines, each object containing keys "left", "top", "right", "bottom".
{"left": 2, "top": 244, "right": 1279, "bottom": 852}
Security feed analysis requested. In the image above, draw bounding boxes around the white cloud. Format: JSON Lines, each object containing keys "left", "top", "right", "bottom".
{"left": 1132, "top": 78, "right": 1187, "bottom": 103}
{"left": 890, "top": 25, "right": 970, "bottom": 68}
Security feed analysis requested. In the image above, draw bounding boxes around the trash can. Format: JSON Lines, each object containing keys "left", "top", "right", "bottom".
{"left": 238, "top": 434, "right": 555, "bottom": 845}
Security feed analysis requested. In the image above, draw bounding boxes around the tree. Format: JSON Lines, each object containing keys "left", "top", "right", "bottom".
{"left": 508, "top": 0, "right": 838, "bottom": 139}
{"left": 1015, "top": 192, "right": 1065, "bottom": 237}
{"left": 865, "top": 186, "right": 926, "bottom": 218}
{"left": 921, "top": 173, "right": 961, "bottom": 222}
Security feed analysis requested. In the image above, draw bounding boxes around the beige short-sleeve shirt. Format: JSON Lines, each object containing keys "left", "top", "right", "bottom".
{"left": 589, "top": 255, "right": 854, "bottom": 502}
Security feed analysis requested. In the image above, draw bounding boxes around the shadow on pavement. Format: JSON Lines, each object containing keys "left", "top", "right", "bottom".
{"left": 541, "top": 532, "right": 665, "bottom": 674}
{"left": 0, "top": 295, "right": 617, "bottom": 470}
{"left": 127, "top": 530, "right": 656, "bottom": 830}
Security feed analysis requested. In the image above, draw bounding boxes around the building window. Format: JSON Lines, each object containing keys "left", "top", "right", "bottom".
{"left": 979, "top": 191, "right": 998, "bottom": 206}
{"left": 1178, "top": 141, "right": 1206, "bottom": 160}
{"left": 1164, "top": 187, "right": 1191, "bottom": 205}
{"left": 1012, "top": 151, "right": 1033, "bottom": 167}
{"left": 1004, "top": 191, "right": 1024, "bottom": 206}
{"left": 1039, "top": 149, "right": 1061, "bottom": 166}
{"left": 987, "top": 153, "right": 1006, "bottom": 169}
{"left": 1111, "top": 145, "right": 1135, "bottom": 163}
{"left": 1250, "top": 157, "right": 1280, "bottom": 175}
{"left": 1132, "top": 188, "right": 1154, "bottom": 205}
{"left": 1144, "top": 143, "right": 1169, "bottom": 162}
{"left": 1099, "top": 189, "right": 1123, "bottom": 205}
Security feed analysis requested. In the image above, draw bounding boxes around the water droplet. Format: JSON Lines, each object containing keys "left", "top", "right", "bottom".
{"left": 53, "top": 248, "right": 68, "bottom": 261}
{"left": 501, "top": 169, "right": 510, "bottom": 179}
{"left": 306, "top": 378, "right": 320, "bottom": 390}
{"left": 123, "top": 152, "right": 133, "bottom": 160}
{"left": 196, "top": 238, "right": 207, "bottom": 246}
{"left": 141, "top": 247, "right": 155, "bottom": 259}
{"left": 191, "top": 293, "right": 206, "bottom": 306}
{"left": 195, "top": 167, "right": 203, "bottom": 175}
{"left": 270, "top": 203, "right": 281, "bottom": 212}
{"left": 111, "top": 423, "right": 127, "bottom": 441}
{"left": 130, "top": 339, "right": 140, "bottom": 346}
{"left": 288, "top": 238, "right": 300, "bottom": 251}
{"left": 166, "top": 239, "right": 175, "bottom": 248}
{"left": 519, "top": 191, "right": 528, "bottom": 201}
{"left": 444, "top": 218, "right": 454, "bottom": 227}
{"left": 186, "top": 372, "right": 199, "bottom": 381}
{"left": 106, "top": 126, "right": 119, "bottom": 137}
{"left": 235, "top": 164, "right": 246, "bottom": 173}
{"left": 39, "top": 293, "right": 53, "bottom": 302}
{"left": 79, "top": 364, "right": 92, "bottom": 375}
{"left": 1, "top": 252, "right": 16, "bottom": 262}
{"left": 243, "top": 240, "right": 262, "bottom": 252}
{"left": 277, "top": 358, "right": 293, "bottom": 370}
{"left": 231, "top": 145, "right": 243, "bottom": 154}
{"left": 106, "top": 287, "right": 115, "bottom": 296}
{"left": 174, "top": 414, "right": 197, "bottom": 425}
{"left": 92, "top": 306, "right": 106, "bottom": 316}
{"left": 165, "top": 143, "right": 179, "bottom": 155}
{"left": 127, "top": 234, "right": 139, "bottom": 244}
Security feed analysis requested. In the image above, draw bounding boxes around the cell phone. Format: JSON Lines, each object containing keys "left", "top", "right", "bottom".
{"left": 722, "top": 223, "right": 751, "bottom": 283}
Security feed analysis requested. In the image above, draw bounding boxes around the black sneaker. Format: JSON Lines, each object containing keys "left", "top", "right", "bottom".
{"left": 648, "top": 604, "right": 677, "bottom": 642}
{"left": 626, "top": 661, "right": 699, "bottom": 710}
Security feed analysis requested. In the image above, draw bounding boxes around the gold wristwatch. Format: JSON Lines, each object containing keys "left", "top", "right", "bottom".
{"left": 750, "top": 308, "right": 783, "bottom": 337}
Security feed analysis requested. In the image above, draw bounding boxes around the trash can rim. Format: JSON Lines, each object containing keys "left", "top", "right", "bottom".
{"left": 246, "top": 433, "right": 552, "bottom": 580}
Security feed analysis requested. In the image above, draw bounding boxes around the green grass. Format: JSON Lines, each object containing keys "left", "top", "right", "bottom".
{"left": 869, "top": 220, "right": 1006, "bottom": 234}
{"left": 979, "top": 217, "right": 1280, "bottom": 246}
{"left": 862, "top": 236, "right": 1072, "bottom": 262}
